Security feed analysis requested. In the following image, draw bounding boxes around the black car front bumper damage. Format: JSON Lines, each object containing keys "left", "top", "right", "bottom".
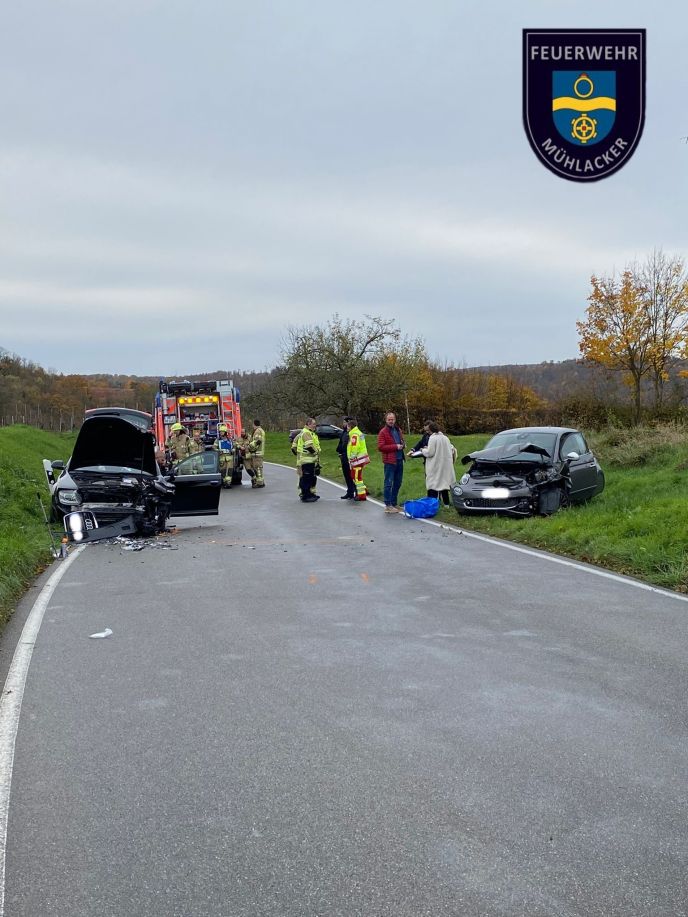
{"left": 62, "top": 478, "right": 176, "bottom": 542}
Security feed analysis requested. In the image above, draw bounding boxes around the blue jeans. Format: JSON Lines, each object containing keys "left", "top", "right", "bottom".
{"left": 383, "top": 460, "right": 404, "bottom": 506}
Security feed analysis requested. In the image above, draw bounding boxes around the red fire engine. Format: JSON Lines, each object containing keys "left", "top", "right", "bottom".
{"left": 153, "top": 379, "right": 242, "bottom": 450}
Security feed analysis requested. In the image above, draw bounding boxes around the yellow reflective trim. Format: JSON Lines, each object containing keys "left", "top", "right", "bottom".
{"left": 552, "top": 96, "right": 616, "bottom": 112}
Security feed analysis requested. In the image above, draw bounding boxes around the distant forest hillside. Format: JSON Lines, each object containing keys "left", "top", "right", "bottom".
{"left": 0, "top": 348, "right": 275, "bottom": 431}
{"left": 3, "top": 346, "right": 688, "bottom": 433}
{"left": 474, "top": 359, "right": 688, "bottom": 408}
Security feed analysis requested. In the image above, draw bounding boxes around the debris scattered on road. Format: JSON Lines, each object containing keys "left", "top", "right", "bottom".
{"left": 89, "top": 628, "right": 113, "bottom": 639}
{"left": 89, "top": 535, "right": 179, "bottom": 552}
{"left": 89, "top": 528, "right": 179, "bottom": 551}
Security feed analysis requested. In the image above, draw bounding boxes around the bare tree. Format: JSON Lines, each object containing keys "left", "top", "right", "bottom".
{"left": 634, "top": 250, "right": 688, "bottom": 410}
{"left": 276, "top": 314, "right": 427, "bottom": 422}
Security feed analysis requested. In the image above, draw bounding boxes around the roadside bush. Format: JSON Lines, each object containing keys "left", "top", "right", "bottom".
{"left": 587, "top": 422, "right": 688, "bottom": 468}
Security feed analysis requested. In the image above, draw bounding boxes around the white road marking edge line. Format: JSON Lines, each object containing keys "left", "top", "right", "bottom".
{"left": 266, "top": 461, "right": 688, "bottom": 604}
{"left": 0, "top": 546, "right": 84, "bottom": 916}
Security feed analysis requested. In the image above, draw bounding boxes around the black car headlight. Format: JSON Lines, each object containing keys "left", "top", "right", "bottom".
{"left": 63, "top": 510, "right": 98, "bottom": 542}
{"left": 57, "top": 489, "right": 81, "bottom": 505}
{"left": 460, "top": 473, "right": 470, "bottom": 485}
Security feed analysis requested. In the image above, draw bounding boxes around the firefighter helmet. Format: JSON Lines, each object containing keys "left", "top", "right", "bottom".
{"left": 218, "top": 424, "right": 228, "bottom": 433}
{"left": 171, "top": 422, "right": 184, "bottom": 432}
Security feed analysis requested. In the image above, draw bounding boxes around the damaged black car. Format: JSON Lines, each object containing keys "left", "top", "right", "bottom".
{"left": 44, "top": 408, "right": 222, "bottom": 542}
{"left": 451, "top": 427, "right": 604, "bottom": 518}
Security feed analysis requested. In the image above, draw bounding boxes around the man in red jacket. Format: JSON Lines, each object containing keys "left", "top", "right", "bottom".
{"left": 377, "top": 411, "right": 406, "bottom": 513}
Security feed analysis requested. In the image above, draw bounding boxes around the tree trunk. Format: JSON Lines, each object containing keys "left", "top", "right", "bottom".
{"left": 633, "top": 376, "right": 642, "bottom": 425}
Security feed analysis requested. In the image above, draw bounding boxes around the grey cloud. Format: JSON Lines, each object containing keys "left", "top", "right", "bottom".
{"left": 0, "top": 1, "right": 682, "bottom": 375}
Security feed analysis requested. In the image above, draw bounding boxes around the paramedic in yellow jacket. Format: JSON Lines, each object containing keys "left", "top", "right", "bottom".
{"left": 245, "top": 419, "right": 266, "bottom": 488}
{"left": 293, "top": 418, "right": 321, "bottom": 502}
{"left": 346, "top": 417, "right": 369, "bottom": 501}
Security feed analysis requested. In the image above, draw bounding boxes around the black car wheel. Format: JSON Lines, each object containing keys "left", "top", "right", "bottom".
{"left": 538, "top": 486, "right": 565, "bottom": 516}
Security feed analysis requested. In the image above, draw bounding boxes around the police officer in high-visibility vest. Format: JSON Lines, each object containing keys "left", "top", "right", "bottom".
{"left": 293, "top": 417, "right": 321, "bottom": 502}
{"left": 165, "top": 423, "right": 193, "bottom": 465}
{"left": 245, "top": 419, "right": 266, "bottom": 488}
{"left": 213, "top": 423, "right": 234, "bottom": 487}
{"left": 346, "top": 416, "right": 370, "bottom": 501}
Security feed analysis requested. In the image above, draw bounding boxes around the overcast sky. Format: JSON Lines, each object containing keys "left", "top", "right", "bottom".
{"left": 1, "top": 1, "right": 685, "bottom": 376}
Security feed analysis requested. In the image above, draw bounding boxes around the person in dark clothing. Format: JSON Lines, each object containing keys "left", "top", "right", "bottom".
{"left": 408, "top": 420, "right": 432, "bottom": 460}
{"left": 336, "top": 417, "right": 356, "bottom": 499}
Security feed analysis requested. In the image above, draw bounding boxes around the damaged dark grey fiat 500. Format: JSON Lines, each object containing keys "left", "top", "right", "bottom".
{"left": 44, "top": 408, "right": 222, "bottom": 542}
{"left": 451, "top": 427, "right": 604, "bottom": 518}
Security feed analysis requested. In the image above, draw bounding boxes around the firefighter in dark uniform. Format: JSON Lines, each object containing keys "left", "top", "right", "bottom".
{"left": 233, "top": 428, "right": 250, "bottom": 484}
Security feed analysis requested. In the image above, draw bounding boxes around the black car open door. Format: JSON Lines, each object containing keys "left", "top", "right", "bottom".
{"left": 169, "top": 452, "right": 222, "bottom": 516}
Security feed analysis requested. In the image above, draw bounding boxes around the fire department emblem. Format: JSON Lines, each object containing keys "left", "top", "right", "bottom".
{"left": 523, "top": 29, "right": 646, "bottom": 182}
{"left": 552, "top": 71, "right": 615, "bottom": 146}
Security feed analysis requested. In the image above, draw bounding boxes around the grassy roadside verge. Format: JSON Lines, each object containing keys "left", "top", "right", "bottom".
{"left": 0, "top": 426, "right": 76, "bottom": 629}
{"left": 267, "top": 427, "right": 688, "bottom": 593}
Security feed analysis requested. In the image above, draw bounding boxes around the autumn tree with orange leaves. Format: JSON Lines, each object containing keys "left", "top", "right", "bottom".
{"left": 578, "top": 253, "right": 688, "bottom": 422}
{"left": 577, "top": 271, "right": 653, "bottom": 424}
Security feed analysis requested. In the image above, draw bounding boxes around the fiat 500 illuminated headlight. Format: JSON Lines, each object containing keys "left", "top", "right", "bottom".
{"left": 57, "top": 489, "right": 81, "bottom": 505}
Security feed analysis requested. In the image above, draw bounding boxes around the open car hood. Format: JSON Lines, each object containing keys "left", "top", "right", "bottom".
{"left": 461, "top": 442, "right": 552, "bottom": 465}
{"left": 70, "top": 416, "right": 158, "bottom": 475}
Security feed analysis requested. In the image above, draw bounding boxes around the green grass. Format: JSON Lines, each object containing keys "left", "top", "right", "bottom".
{"left": 0, "top": 426, "right": 76, "bottom": 628}
{"left": 267, "top": 427, "right": 688, "bottom": 593}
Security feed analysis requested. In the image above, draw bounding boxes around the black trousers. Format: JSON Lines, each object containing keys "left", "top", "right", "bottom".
{"left": 300, "top": 463, "right": 317, "bottom": 497}
{"left": 427, "top": 488, "right": 450, "bottom": 505}
{"left": 340, "top": 454, "right": 355, "bottom": 496}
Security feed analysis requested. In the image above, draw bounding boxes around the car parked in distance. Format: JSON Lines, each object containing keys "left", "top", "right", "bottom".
{"left": 44, "top": 407, "right": 222, "bottom": 542}
{"left": 289, "top": 423, "right": 343, "bottom": 442}
{"left": 451, "top": 426, "right": 604, "bottom": 518}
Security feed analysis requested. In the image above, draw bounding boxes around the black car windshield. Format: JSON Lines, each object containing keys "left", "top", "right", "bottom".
{"left": 484, "top": 431, "right": 557, "bottom": 461}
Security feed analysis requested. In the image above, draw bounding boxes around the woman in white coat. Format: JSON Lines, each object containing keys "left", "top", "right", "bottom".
{"left": 420, "top": 421, "right": 457, "bottom": 505}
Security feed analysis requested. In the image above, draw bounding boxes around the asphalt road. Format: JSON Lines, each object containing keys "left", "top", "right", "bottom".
{"left": 3, "top": 462, "right": 688, "bottom": 916}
